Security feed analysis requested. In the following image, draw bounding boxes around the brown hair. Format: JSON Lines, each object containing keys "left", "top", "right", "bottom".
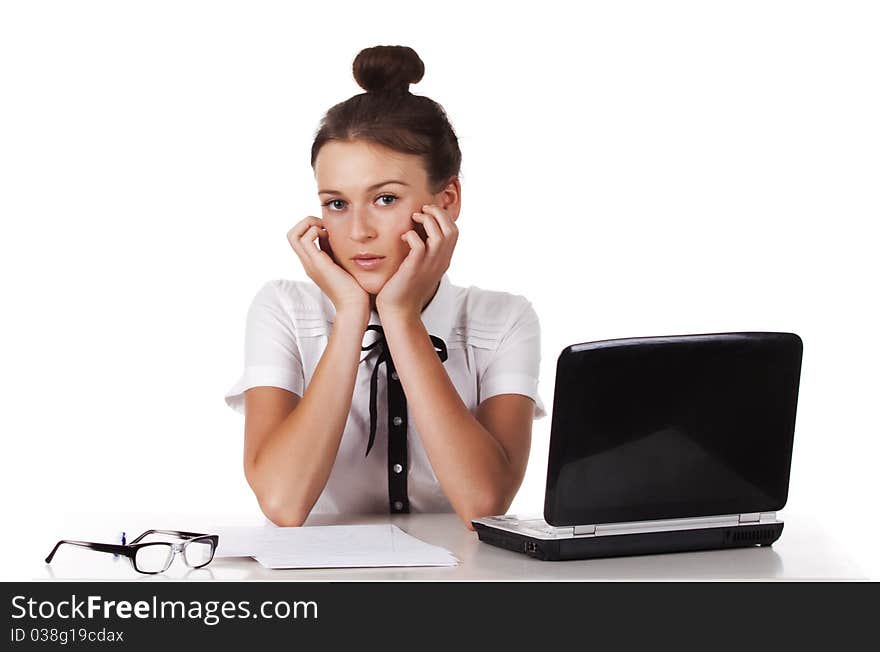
{"left": 310, "top": 45, "right": 462, "bottom": 194}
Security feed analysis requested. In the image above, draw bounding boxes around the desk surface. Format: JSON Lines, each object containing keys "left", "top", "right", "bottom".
{"left": 17, "top": 510, "right": 867, "bottom": 581}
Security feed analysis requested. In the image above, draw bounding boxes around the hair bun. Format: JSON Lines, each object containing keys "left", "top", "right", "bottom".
{"left": 353, "top": 45, "right": 425, "bottom": 94}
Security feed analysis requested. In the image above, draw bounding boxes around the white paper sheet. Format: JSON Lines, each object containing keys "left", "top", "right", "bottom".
{"left": 212, "top": 524, "right": 458, "bottom": 569}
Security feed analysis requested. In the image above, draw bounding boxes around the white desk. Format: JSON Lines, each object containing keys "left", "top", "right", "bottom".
{"left": 11, "top": 509, "right": 866, "bottom": 581}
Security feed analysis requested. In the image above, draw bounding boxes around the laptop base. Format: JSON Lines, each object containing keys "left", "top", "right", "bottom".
{"left": 472, "top": 519, "right": 784, "bottom": 561}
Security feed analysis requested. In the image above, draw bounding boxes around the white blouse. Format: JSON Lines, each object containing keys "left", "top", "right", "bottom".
{"left": 224, "top": 272, "right": 547, "bottom": 515}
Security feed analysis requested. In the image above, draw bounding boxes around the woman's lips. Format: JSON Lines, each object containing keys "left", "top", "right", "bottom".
{"left": 353, "top": 257, "right": 385, "bottom": 270}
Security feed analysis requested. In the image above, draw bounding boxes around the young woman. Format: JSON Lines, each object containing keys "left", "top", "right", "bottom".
{"left": 225, "top": 45, "right": 546, "bottom": 530}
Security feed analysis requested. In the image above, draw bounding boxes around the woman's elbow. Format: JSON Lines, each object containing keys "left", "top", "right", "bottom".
{"left": 459, "top": 492, "right": 509, "bottom": 531}
{"left": 248, "top": 482, "right": 308, "bottom": 527}
{"left": 244, "top": 461, "right": 308, "bottom": 527}
{"left": 457, "top": 508, "right": 487, "bottom": 532}
{"left": 258, "top": 495, "right": 308, "bottom": 527}
{"left": 266, "top": 512, "right": 307, "bottom": 528}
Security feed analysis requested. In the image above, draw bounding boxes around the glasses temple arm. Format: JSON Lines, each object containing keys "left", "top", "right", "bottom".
{"left": 45, "top": 540, "right": 129, "bottom": 563}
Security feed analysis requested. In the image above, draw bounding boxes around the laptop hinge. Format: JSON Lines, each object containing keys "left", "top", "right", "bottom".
{"left": 573, "top": 524, "right": 596, "bottom": 536}
{"left": 738, "top": 512, "right": 761, "bottom": 524}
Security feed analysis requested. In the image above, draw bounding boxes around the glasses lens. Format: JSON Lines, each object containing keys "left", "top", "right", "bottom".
{"left": 134, "top": 543, "right": 173, "bottom": 573}
{"left": 183, "top": 537, "right": 215, "bottom": 568}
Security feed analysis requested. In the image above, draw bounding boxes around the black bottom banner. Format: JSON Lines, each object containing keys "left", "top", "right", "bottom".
{"left": 3, "top": 581, "right": 876, "bottom": 648}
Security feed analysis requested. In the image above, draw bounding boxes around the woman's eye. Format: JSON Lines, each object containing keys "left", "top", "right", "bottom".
{"left": 322, "top": 195, "right": 396, "bottom": 211}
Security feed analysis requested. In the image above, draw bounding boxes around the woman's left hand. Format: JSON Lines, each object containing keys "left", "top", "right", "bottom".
{"left": 376, "top": 204, "right": 458, "bottom": 321}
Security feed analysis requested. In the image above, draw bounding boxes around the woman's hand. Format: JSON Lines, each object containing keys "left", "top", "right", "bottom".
{"left": 376, "top": 204, "right": 458, "bottom": 321}
{"left": 287, "top": 216, "right": 370, "bottom": 326}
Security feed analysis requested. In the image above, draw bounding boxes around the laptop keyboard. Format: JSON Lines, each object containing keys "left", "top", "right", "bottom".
{"left": 524, "top": 520, "right": 560, "bottom": 535}
{"left": 488, "top": 516, "right": 561, "bottom": 535}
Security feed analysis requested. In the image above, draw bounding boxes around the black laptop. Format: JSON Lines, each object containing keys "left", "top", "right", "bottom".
{"left": 472, "top": 332, "right": 803, "bottom": 561}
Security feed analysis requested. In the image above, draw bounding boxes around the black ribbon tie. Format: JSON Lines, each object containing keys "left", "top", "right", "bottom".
{"left": 360, "top": 324, "right": 449, "bottom": 513}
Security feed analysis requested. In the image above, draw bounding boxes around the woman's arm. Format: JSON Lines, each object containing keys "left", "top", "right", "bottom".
{"left": 380, "top": 314, "right": 533, "bottom": 530}
{"left": 243, "top": 310, "right": 366, "bottom": 526}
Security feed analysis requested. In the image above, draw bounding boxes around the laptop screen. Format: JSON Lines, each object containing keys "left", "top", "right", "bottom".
{"left": 544, "top": 332, "right": 802, "bottom": 526}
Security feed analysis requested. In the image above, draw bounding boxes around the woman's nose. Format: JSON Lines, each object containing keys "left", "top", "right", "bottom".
{"left": 349, "top": 207, "right": 377, "bottom": 241}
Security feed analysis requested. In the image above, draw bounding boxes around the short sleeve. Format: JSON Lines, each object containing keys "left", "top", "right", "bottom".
{"left": 479, "top": 299, "right": 548, "bottom": 420}
{"left": 224, "top": 281, "right": 305, "bottom": 415}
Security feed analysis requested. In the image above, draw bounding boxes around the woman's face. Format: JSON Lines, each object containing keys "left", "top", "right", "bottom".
{"left": 314, "top": 139, "right": 459, "bottom": 297}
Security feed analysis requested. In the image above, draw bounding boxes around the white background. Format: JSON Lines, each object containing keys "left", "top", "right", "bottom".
{"left": 1, "top": 1, "right": 877, "bottom": 579}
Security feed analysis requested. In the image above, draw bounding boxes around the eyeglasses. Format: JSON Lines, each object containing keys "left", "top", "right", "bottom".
{"left": 45, "top": 529, "right": 219, "bottom": 574}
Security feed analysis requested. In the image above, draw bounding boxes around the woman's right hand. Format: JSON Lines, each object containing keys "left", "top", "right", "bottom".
{"left": 287, "top": 217, "right": 370, "bottom": 326}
